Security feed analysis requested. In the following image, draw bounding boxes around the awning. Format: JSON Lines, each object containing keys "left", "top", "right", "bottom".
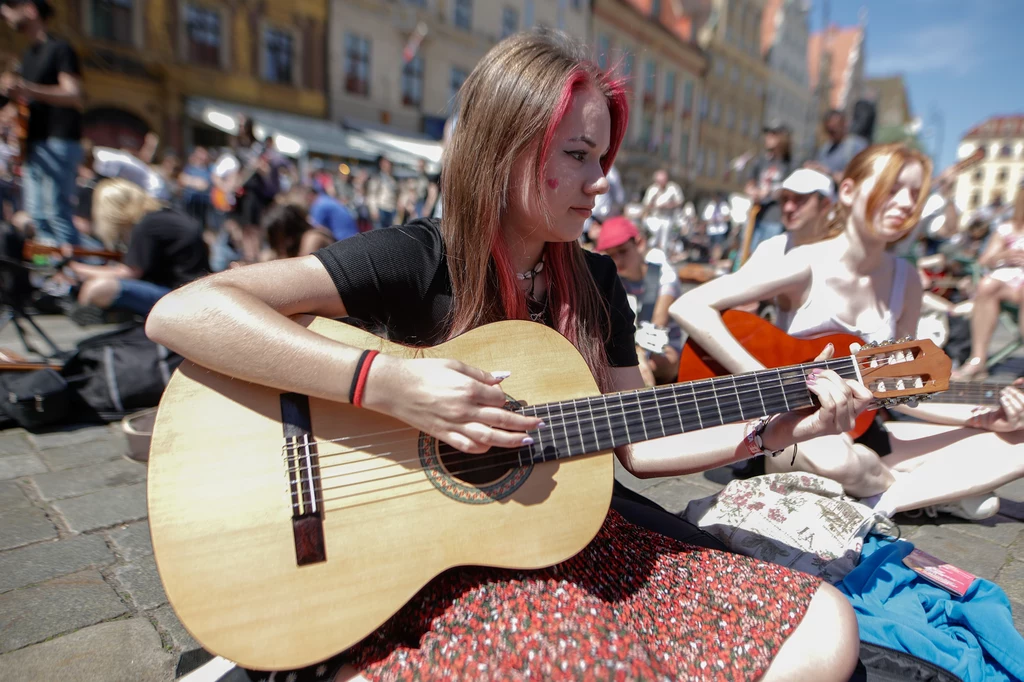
{"left": 342, "top": 117, "right": 444, "bottom": 172}
{"left": 185, "top": 97, "right": 380, "bottom": 162}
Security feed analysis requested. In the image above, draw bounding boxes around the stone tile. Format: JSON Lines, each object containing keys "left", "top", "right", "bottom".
{"left": 997, "top": 559, "right": 1024, "bottom": 607}
{"left": 111, "top": 555, "right": 167, "bottom": 610}
{"left": 944, "top": 515, "right": 1024, "bottom": 548}
{"left": 107, "top": 521, "right": 153, "bottom": 561}
{"left": 0, "top": 453, "right": 46, "bottom": 481}
{"left": 998, "top": 477, "right": 1024, "bottom": 502}
{"left": 910, "top": 526, "right": 1008, "bottom": 581}
{"left": 685, "top": 471, "right": 730, "bottom": 493}
{"left": 0, "top": 505, "right": 57, "bottom": 551}
{"left": 150, "top": 605, "right": 199, "bottom": 652}
{"left": 0, "top": 481, "right": 30, "bottom": 510}
{"left": 612, "top": 459, "right": 661, "bottom": 493}
{"left": 51, "top": 482, "right": 147, "bottom": 533}
{"left": 1012, "top": 600, "right": 1024, "bottom": 637}
{"left": 640, "top": 477, "right": 720, "bottom": 515}
{"left": 0, "top": 535, "right": 115, "bottom": 593}
{"left": 0, "top": 618, "right": 174, "bottom": 682}
{"left": 28, "top": 424, "right": 116, "bottom": 450}
{"left": 0, "top": 569, "right": 127, "bottom": 654}
{"left": 35, "top": 436, "right": 127, "bottom": 472}
{"left": 0, "top": 431, "right": 33, "bottom": 456}
{"left": 31, "top": 458, "right": 146, "bottom": 501}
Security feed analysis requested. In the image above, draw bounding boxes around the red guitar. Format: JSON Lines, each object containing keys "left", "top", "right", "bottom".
{"left": 678, "top": 310, "right": 968, "bottom": 439}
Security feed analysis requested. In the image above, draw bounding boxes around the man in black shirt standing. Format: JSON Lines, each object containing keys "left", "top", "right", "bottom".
{"left": 1, "top": 0, "right": 85, "bottom": 245}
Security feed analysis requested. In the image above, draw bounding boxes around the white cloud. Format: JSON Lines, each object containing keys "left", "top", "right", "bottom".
{"left": 869, "top": 23, "right": 981, "bottom": 77}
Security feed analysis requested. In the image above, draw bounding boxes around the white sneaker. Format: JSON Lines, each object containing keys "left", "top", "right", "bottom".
{"left": 933, "top": 494, "right": 1001, "bottom": 521}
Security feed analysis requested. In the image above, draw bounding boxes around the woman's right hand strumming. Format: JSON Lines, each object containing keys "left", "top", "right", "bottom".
{"left": 362, "top": 357, "right": 544, "bottom": 454}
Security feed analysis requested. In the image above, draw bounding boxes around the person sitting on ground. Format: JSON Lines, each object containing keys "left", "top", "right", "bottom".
{"left": 146, "top": 29, "right": 867, "bottom": 682}
{"left": 263, "top": 201, "right": 333, "bottom": 260}
{"left": 64, "top": 177, "right": 208, "bottom": 319}
{"left": 672, "top": 143, "right": 1024, "bottom": 522}
{"left": 597, "top": 216, "right": 683, "bottom": 386}
{"left": 953, "top": 187, "right": 1024, "bottom": 380}
{"left": 744, "top": 167, "right": 835, "bottom": 262}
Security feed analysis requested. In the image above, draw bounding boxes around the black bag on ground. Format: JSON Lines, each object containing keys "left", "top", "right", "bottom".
{"left": 61, "top": 323, "right": 182, "bottom": 422}
{"left": 0, "top": 369, "right": 72, "bottom": 430}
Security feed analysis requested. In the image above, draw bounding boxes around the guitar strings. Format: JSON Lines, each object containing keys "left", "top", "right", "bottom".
{"left": 282, "top": 363, "right": 941, "bottom": 475}
{"left": 285, "top": 392, "right": 850, "bottom": 507}
{"left": 282, "top": 356, "right": 867, "bottom": 455}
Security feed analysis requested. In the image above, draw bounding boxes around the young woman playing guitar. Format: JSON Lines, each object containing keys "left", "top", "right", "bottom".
{"left": 672, "top": 144, "right": 1024, "bottom": 521}
{"left": 149, "top": 31, "right": 870, "bottom": 682}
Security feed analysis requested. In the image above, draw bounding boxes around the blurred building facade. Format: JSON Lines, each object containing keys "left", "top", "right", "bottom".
{"left": 808, "top": 23, "right": 865, "bottom": 142}
{"left": 760, "top": 0, "right": 815, "bottom": 163}
{"left": 954, "top": 115, "right": 1024, "bottom": 215}
{"left": 1, "top": 0, "right": 329, "bottom": 152}
{"left": 327, "top": 0, "right": 590, "bottom": 141}
{"left": 592, "top": 0, "right": 706, "bottom": 195}
{"left": 685, "top": 0, "right": 769, "bottom": 196}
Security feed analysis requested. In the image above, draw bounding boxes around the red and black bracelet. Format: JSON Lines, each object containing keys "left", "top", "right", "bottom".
{"left": 349, "top": 350, "right": 379, "bottom": 408}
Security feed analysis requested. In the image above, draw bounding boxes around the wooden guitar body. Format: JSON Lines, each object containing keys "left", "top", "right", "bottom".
{"left": 147, "top": 317, "right": 613, "bottom": 670}
{"left": 678, "top": 309, "right": 875, "bottom": 438}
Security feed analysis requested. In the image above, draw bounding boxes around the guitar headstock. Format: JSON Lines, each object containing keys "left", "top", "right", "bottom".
{"left": 853, "top": 338, "right": 952, "bottom": 407}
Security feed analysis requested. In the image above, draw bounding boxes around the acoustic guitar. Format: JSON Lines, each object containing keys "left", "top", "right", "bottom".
{"left": 148, "top": 316, "right": 950, "bottom": 669}
{"left": 677, "top": 309, "right": 1012, "bottom": 438}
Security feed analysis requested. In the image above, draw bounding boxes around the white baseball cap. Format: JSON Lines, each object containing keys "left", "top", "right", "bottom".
{"left": 781, "top": 168, "right": 836, "bottom": 201}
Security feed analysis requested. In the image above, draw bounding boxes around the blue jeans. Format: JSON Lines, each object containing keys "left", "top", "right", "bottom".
{"left": 112, "top": 279, "right": 171, "bottom": 316}
{"left": 23, "top": 138, "right": 83, "bottom": 245}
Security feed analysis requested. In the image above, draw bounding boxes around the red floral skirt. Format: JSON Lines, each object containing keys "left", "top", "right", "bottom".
{"left": 346, "top": 509, "right": 820, "bottom": 681}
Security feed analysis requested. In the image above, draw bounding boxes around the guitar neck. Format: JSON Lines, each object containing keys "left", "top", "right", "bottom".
{"left": 518, "top": 356, "right": 858, "bottom": 461}
{"left": 928, "top": 381, "right": 1009, "bottom": 406}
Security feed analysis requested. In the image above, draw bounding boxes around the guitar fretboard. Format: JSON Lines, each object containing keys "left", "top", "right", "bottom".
{"left": 516, "top": 357, "right": 859, "bottom": 463}
{"left": 929, "top": 381, "right": 1009, "bottom": 406}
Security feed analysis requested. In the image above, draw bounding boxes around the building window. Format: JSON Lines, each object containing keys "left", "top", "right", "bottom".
{"left": 696, "top": 148, "right": 705, "bottom": 175}
{"left": 185, "top": 5, "right": 221, "bottom": 68}
{"left": 664, "top": 70, "right": 676, "bottom": 107}
{"left": 660, "top": 120, "right": 673, "bottom": 158}
{"left": 450, "top": 66, "right": 469, "bottom": 106}
{"left": 345, "top": 34, "right": 371, "bottom": 96}
{"left": 726, "top": 106, "right": 735, "bottom": 130}
{"left": 682, "top": 81, "right": 694, "bottom": 112}
{"left": 698, "top": 93, "right": 708, "bottom": 119}
{"left": 622, "top": 50, "right": 634, "bottom": 79}
{"left": 405, "top": 0, "right": 427, "bottom": 6}
{"left": 401, "top": 54, "right": 424, "bottom": 107}
{"left": 708, "top": 149, "right": 717, "bottom": 177}
{"left": 640, "top": 112, "right": 654, "bottom": 150}
{"left": 454, "top": 0, "right": 472, "bottom": 31}
{"left": 571, "top": 0, "right": 582, "bottom": 8}
{"left": 643, "top": 60, "right": 657, "bottom": 102}
{"left": 715, "top": 59, "right": 725, "bottom": 78}
{"left": 502, "top": 7, "right": 519, "bottom": 38}
{"left": 973, "top": 169, "right": 984, "bottom": 183}
{"left": 596, "top": 33, "right": 610, "bottom": 70}
{"left": 651, "top": 0, "right": 662, "bottom": 17}
{"left": 90, "top": 0, "right": 133, "bottom": 44}
{"left": 711, "top": 99, "right": 721, "bottom": 125}
{"left": 680, "top": 133, "right": 689, "bottom": 164}
{"left": 730, "top": 65, "right": 739, "bottom": 85}
{"left": 1000, "top": 145, "right": 1013, "bottom": 158}
{"left": 262, "top": 27, "right": 294, "bottom": 85}
{"left": 970, "top": 192, "right": 981, "bottom": 209}
{"left": 997, "top": 167, "right": 1009, "bottom": 183}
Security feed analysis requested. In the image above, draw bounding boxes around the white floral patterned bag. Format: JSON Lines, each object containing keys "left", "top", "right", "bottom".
{"left": 682, "top": 472, "right": 894, "bottom": 583}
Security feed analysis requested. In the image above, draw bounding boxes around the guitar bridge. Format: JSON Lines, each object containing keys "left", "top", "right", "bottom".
{"left": 281, "top": 393, "right": 326, "bottom": 566}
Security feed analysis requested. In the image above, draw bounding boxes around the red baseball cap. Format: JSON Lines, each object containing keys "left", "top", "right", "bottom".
{"left": 596, "top": 216, "right": 640, "bottom": 252}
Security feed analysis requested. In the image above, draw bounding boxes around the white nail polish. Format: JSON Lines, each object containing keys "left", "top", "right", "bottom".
{"left": 492, "top": 371, "right": 512, "bottom": 381}
{"left": 522, "top": 436, "right": 534, "bottom": 445}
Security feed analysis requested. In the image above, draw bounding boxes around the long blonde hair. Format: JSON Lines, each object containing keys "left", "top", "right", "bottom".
{"left": 441, "top": 30, "right": 628, "bottom": 389}
{"left": 825, "top": 143, "right": 933, "bottom": 240}
{"left": 92, "top": 178, "right": 164, "bottom": 250}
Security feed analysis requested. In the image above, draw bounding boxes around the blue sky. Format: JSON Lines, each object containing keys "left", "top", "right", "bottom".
{"left": 818, "top": 0, "right": 1022, "bottom": 171}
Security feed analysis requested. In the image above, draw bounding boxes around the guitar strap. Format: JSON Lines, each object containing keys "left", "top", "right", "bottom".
{"left": 638, "top": 262, "right": 662, "bottom": 326}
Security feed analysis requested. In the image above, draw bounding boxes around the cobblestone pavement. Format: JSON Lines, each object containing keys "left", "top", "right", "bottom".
{"left": 0, "top": 316, "right": 1020, "bottom": 681}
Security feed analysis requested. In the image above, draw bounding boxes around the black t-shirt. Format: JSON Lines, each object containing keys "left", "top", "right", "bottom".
{"left": 313, "top": 219, "right": 638, "bottom": 367}
{"left": 17, "top": 35, "right": 83, "bottom": 144}
{"left": 124, "top": 208, "right": 210, "bottom": 289}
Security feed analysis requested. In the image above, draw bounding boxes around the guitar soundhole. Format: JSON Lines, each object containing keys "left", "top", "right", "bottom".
{"left": 437, "top": 443, "right": 516, "bottom": 485}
